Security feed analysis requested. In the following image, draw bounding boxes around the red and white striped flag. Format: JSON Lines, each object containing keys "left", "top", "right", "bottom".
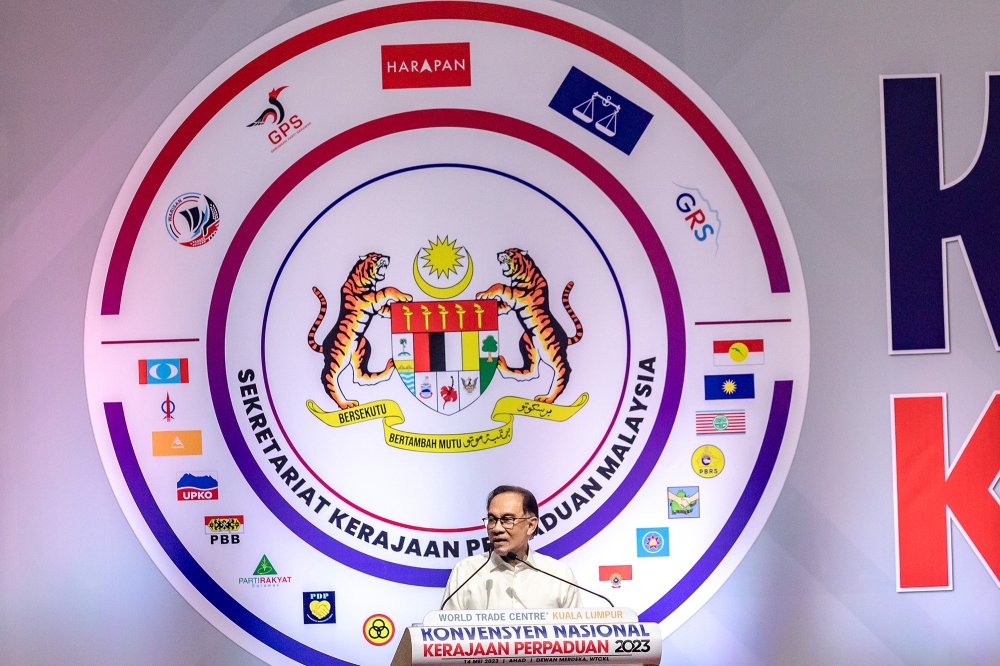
{"left": 696, "top": 409, "right": 746, "bottom": 435}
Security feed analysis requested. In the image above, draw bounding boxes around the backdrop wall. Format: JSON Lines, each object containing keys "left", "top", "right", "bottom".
{"left": 1, "top": 1, "right": 998, "bottom": 664}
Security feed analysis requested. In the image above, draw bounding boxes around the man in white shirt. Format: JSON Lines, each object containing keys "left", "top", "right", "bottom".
{"left": 440, "top": 485, "right": 582, "bottom": 610}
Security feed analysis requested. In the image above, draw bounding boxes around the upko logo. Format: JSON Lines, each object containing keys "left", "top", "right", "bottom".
{"left": 165, "top": 193, "right": 219, "bottom": 247}
{"left": 176, "top": 471, "right": 218, "bottom": 500}
{"left": 381, "top": 43, "right": 471, "bottom": 89}
{"left": 205, "top": 515, "right": 243, "bottom": 544}
{"left": 246, "top": 85, "right": 310, "bottom": 151}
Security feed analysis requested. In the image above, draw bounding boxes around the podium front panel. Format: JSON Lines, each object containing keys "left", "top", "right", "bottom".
{"left": 391, "top": 608, "right": 661, "bottom": 666}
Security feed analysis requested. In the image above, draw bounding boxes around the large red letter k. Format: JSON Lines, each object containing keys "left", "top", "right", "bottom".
{"left": 893, "top": 393, "right": 1000, "bottom": 590}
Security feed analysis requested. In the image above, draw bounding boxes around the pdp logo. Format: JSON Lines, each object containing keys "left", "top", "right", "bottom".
{"left": 303, "top": 592, "right": 335, "bottom": 624}
{"left": 165, "top": 193, "right": 219, "bottom": 247}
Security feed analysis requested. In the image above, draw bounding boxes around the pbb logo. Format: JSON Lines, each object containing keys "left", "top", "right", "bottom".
{"left": 381, "top": 43, "right": 471, "bottom": 89}
{"left": 205, "top": 515, "right": 243, "bottom": 544}
{"left": 177, "top": 472, "right": 218, "bottom": 500}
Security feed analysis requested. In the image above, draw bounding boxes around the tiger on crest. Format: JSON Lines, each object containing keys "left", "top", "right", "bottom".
{"left": 308, "top": 253, "right": 411, "bottom": 409}
{"left": 476, "top": 248, "right": 583, "bottom": 403}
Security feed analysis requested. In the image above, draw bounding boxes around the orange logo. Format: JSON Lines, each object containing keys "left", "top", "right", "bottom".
{"left": 152, "top": 430, "right": 203, "bottom": 456}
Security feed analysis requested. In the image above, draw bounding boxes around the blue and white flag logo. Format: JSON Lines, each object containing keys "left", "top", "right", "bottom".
{"left": 549, "top": 67, "right": 653, "bottom": 155}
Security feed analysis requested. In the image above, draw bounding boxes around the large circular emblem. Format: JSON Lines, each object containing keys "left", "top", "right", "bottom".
{"left": 84, "top": 1, "right": 809, "bottom": 663}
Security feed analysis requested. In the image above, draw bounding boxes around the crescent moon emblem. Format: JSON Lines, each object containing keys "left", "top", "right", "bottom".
{"left": 412, "top": 249, "right": 474, "bottom": 299}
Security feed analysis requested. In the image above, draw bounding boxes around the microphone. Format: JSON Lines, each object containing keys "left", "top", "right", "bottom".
{"left": 440, "top": 554, "right": 492, "bottom": 610}
{"left": 505, "top": 552, "right": 615, "bottom": 607}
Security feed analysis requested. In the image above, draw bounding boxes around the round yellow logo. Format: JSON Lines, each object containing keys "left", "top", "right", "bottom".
{"left": 692, "top": 445, "right": 725, "bottom": 478}
{"left": 363, "top": 614, "right": 395, "bottom": 646}
{"left": 728, "top": 341, "right": 750, "bottom": 362}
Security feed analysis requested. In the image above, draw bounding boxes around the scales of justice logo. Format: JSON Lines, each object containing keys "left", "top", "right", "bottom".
{"left": 303, "top": 237, "right": 589, "bottom": 453}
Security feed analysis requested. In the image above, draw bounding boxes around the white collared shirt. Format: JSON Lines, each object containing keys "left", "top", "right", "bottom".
{"left": 440, "top": 548, "right": 582, "bottom": 610}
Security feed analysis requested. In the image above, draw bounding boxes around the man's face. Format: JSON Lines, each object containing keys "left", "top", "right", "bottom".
{"left": 486, "top": 492, "right": 537, "bottom": 559}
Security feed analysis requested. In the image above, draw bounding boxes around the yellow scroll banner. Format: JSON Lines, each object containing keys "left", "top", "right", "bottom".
{"left": 305, "top": 393, "right": 588, "bottom": 453}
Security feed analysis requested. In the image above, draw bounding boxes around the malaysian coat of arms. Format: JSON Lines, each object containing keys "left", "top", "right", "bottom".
{"left": 305, "top": 238, "right": 588, "bottom": 452}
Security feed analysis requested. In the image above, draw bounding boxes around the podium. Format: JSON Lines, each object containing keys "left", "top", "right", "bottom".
{"left": 390, "top": 607, "right": 661, "bottom": 666}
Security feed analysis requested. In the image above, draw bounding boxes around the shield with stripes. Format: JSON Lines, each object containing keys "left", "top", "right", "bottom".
{"left": 389, "top": 299, "right": 499, "bottom": 415}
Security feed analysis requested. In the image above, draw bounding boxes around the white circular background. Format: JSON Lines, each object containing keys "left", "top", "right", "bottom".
{"left": 83, "top": 1, "right": 810, "bottom": 664}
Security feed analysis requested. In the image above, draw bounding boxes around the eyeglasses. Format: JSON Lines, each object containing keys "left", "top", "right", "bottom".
{"left": 483, "top": 516, "right": 531, "bottom": 529}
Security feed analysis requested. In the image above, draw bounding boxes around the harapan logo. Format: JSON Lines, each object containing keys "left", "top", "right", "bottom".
{"left": 381, "top": 42, "right": 471, "bottom": 89}
{"left": 305, "top": 239, "right": 587, "bottom": 452}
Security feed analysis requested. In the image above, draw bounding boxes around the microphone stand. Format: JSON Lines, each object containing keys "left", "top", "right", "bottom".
{"left": 440, "top": 553, "right": 492, "bottom": 610}
{"left": 506, "top": 552, "right": 615, "bottom": 607}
